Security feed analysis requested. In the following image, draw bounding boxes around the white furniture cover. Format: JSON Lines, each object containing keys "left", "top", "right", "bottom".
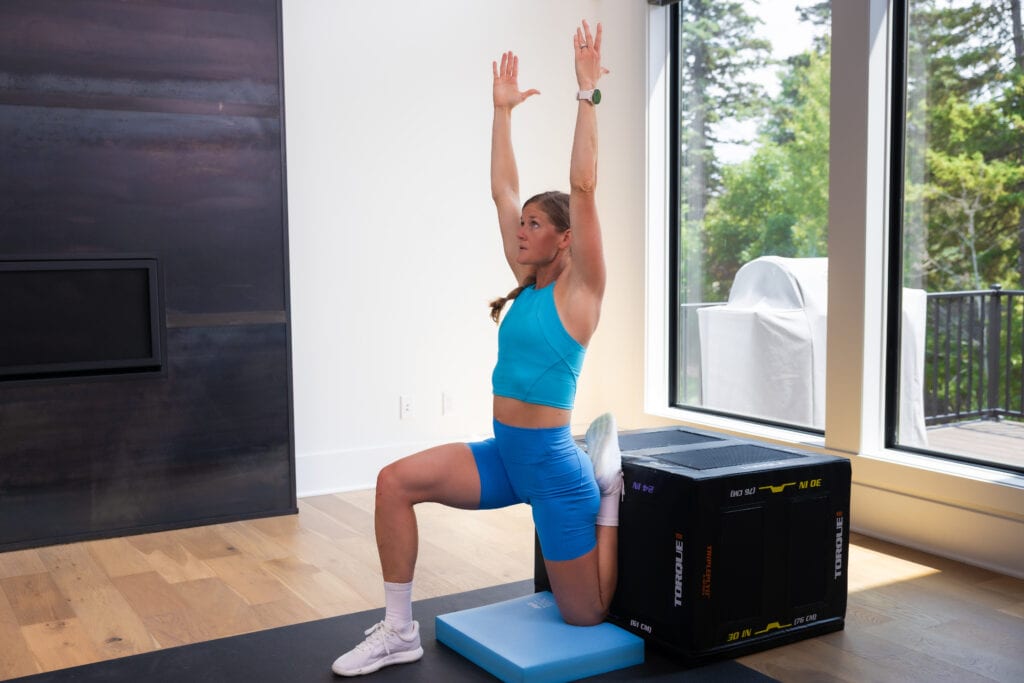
{"left": 697, "top": 256, "right": 927, "bottom": 446}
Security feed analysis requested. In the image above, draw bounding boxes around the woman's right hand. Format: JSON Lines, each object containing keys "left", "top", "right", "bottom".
{"left": 492, "top": 51, "right": 539, "bottom": 109}
{"left": 574, "top": 20, "right": 608, "bottom": 91}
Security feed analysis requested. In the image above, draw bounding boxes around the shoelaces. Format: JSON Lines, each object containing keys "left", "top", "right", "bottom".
{"left": 357, "top": 622, "right": 395, "bottom": 654}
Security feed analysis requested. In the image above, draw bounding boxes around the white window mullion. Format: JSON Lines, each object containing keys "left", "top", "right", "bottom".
{"left": 644, "top": 4, "right": 671, "bottom": 416}
{"left": 824, "top": 0, "right": 892, "bottom": 455}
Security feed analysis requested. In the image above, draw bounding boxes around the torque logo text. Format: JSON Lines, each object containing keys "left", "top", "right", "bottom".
{"left": 834, "top": 512, "right": 845, "bottom": 578}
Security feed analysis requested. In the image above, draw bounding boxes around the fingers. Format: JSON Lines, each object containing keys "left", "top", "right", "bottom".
{"left": 493, "top": 50, "right": 539, "bottom": 107}
{"left": 574, "top": 20, "right": 601, "bottom": 52}
{"left": 494, "top": 51, "right": 520, "bottom": 81}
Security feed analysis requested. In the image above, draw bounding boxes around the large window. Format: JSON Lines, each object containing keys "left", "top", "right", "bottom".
{"left": 671, "top": 1, "right": 832, "bottom": 431}
{"left": 652, "top": 0, "right": 1024, "bottom": 576}
{"left": 669, "top": 0, "right": 1022, "bottom": 474}
{"left": 890, "top": 0, "right": 1024, "bottom": 473}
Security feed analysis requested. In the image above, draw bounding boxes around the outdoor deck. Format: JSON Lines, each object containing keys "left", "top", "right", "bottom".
{"left": 924, "top": 419, "right": 1024, "bottom": 471}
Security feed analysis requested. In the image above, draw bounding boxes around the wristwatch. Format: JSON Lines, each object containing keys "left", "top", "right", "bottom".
{"left": 576, "top": 88, "right": 601, "bottom": 105}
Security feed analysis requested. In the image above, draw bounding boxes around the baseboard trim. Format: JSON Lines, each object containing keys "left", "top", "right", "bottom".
{"left": 851, "top": 481, "right": 1024, "bottom": 580}
{"left": 296, "top": 441, "right": 436, "bottom": 498}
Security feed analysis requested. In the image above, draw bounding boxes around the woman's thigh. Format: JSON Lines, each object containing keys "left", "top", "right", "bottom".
{"left": 377, "top": 442, "right": 483, "bottom": 510}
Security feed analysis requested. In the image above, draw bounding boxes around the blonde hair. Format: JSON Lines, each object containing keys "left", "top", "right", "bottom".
{"left": 489, "top": 191, "right": 570, "bottom": 323}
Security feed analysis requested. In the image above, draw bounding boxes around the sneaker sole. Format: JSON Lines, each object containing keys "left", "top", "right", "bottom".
{"left": 332, "top": 647, "right": 424, "bottom": 677}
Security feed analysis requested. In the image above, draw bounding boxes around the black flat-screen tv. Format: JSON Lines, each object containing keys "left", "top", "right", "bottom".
{"left": 0, "top": 257, "right": 163, "bottom": 380}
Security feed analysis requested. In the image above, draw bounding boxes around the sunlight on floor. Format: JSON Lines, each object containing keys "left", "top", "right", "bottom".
{"left": 846, "top": 542, "right": 941, "bottom": 592}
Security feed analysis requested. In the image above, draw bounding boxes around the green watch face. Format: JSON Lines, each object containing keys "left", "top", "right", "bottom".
{"left": 592, "top": 88, "right": 601, "bottom": 104}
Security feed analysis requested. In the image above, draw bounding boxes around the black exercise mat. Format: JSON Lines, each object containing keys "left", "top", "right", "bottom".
{"left": 12, "top": 580, "right": 777, "bottom": 682}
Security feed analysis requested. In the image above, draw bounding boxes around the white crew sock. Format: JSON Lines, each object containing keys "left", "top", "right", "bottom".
{"left": 383, "top": 580, "right": 414, "bottom": 630}
{"left": 596, "top": 482, "right": 622, "bottom": 527}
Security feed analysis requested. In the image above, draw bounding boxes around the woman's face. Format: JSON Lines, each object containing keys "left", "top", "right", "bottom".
{"left": 516, "top": 204, "right": 569, "bottom": 265}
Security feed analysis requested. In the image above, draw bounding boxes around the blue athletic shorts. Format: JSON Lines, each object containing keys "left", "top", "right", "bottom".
{"left": 469, "top": 419, "right": 600, "bottom": 562}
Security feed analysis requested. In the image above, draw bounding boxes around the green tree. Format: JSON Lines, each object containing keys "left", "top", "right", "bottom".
{"left": 703, "top": 145, "right": 793, "bottom": 299}
{"left": 701, "top": 44, "right": 832, "bottom": 299}
{"left": 903, "top": 1, "right": 1024, "bottom": 424}
{"left": 913, "top": 91, "right": 1024, "bottom": 289}
{"left": 905, "top": 0, "right": 1024, "bottom": 291}
{"left": 678, "top": 0, "right": 771, "bottom": 303}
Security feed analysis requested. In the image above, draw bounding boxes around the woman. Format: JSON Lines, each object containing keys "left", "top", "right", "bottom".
{"left": 332, "top": 20, "right": 621, "bottom": 677}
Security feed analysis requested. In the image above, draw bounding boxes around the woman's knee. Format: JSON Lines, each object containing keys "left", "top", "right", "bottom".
{"left": 556, "top": 596, "right": 608, "bottom": 626}
{"left": 376, "top": 461, "right": 412, "bottom": 503}
{"left": 546, "top": 557, "right": 610, "bottom": 626}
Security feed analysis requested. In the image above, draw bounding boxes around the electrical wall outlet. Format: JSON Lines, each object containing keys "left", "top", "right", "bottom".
{"left": 442, "top": 392, "right": 455, "bottom": 416}
{"left": 399, "top": 395, "right": 414, "bottom": 420}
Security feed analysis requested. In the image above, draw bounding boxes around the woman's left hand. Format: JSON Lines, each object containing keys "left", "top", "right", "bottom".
{"left": 574, "top": 20, "right": 608, "bottom": 91}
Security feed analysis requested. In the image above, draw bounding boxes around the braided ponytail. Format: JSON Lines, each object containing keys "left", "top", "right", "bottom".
{"left": 490, "top": 276, "right": 536, "bottom": 323}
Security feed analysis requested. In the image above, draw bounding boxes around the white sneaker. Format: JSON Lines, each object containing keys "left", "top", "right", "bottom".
{"left": 331, "top": 620, "right": 424, "bottom": 677}
{"left": 585, "top": 413, "right": 623, "bottom": 496}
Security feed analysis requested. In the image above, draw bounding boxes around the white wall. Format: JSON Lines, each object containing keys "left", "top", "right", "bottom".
{"left": 282, "top": 1, "right": 669, "bottom": 496}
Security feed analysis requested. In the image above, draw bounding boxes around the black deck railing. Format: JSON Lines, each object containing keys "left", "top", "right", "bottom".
{"left": 924, "top": 285, "right": 1024, "bottom": 425}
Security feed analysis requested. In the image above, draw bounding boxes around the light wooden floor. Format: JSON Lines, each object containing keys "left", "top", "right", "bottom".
{"left": 1, "top": 490, "right": 1022, "bottom": 682}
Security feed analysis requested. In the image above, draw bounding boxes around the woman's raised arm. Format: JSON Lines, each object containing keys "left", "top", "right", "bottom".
{"left": 567, "top": 21, "right": 607, "bottom": 298}
{"left": 491, "top": 51, "right": 538, "bottom": 282}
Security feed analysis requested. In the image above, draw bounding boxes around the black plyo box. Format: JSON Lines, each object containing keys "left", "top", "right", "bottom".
{"left": 535, "top": 427, "right": 851, "bottom": 665}
{"left": 610, "top": 427, "right": 850, "bottom": 663}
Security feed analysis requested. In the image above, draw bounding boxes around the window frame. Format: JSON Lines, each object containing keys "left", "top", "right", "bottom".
{"left": 883, "top": 0, "right": 1024, "bottom": 475}
{"left": 644, "top": 0, "right": 1024, "bottom": 578}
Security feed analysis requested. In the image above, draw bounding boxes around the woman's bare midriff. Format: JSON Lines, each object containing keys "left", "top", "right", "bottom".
{"left": 493, "top": 395, "right": 571, "bottom": 429}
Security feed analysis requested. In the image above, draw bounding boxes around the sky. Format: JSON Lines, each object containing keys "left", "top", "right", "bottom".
{"left": 714, "top": 1, "right": 821, "bottom": 164}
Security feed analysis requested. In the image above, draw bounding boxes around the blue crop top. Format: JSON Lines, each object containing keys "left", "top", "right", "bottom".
{"left": 491, "top": 282, "right": 586, "bottom": 410}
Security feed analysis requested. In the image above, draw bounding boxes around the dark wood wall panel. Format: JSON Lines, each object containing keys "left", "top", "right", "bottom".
{"left": 0, "top": 0, "right": 294, "bottom": 551}
{"left": 0, "top": 0, "right": 280, "bottom": 100}
{"left": 0, "top": 106, "right": 285, "bottom": 312}
{"left": 0, "top": 325, "right": 292, "bottom": 547}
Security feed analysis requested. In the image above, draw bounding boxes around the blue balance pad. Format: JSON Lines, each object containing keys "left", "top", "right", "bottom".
{"left": 436, "top": 591, "right": 644, "bottom": 683}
